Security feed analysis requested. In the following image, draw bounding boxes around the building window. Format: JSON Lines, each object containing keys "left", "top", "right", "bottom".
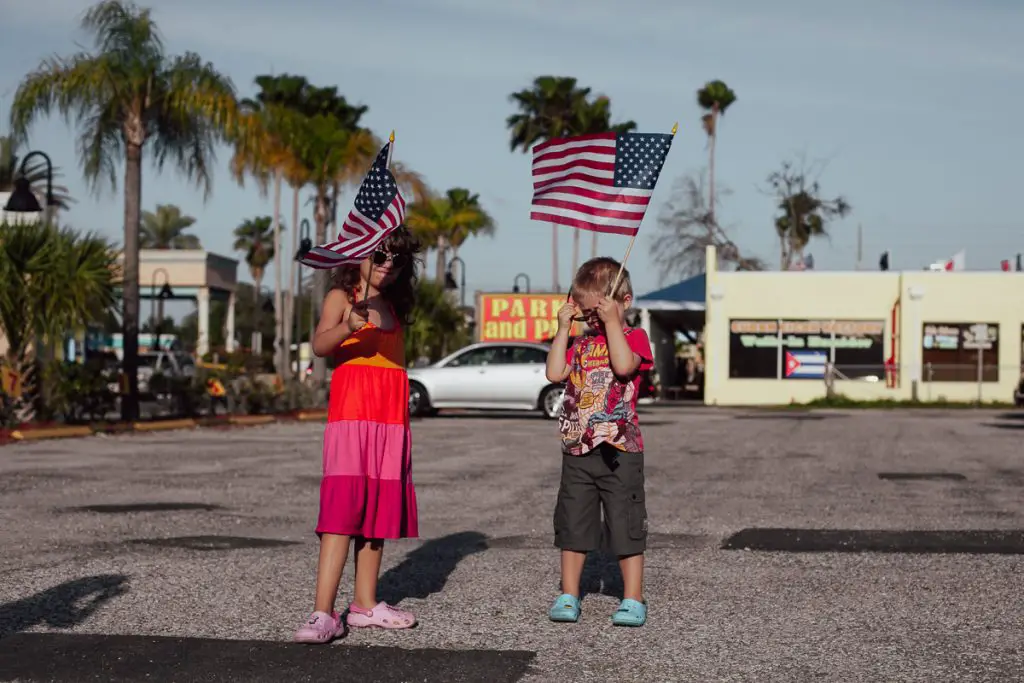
{"left": 728, "top": 319, "right": 886, "bottom": 380}
{"left": 921, "top": 322, "right": 999, "bottom": 382}
{"left": 728, "top": 320, "right": 780, "bottom": 379}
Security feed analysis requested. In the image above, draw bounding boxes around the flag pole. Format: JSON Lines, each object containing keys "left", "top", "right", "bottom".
{"left": 608, "top": 122, "right": 678, "bottom": 298}
{"left": 364, "top": 131, "right": 397, "bottom": 304}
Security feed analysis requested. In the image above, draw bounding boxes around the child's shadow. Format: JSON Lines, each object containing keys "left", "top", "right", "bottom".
{"left": 579, "top": 551, "right": 624, "bottom": 600}
{"left": 377, "top": 531, "right": 488, "bottom": 606}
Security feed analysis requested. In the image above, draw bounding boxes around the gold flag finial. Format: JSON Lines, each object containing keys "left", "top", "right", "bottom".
{"left": 389, "top": 130, "right": 395, "bottom": 143}
{"left": 671, "top": 122, "right": 678, "bottom": 135}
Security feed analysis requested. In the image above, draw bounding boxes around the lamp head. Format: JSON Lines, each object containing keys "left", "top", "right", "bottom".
{"left": 4, "top": 177, "right": 43, "bottom": 213}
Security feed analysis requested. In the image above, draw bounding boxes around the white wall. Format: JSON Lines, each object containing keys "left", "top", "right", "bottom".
{"left": 704, "top": 246, "right": 1024, "bottom": 405}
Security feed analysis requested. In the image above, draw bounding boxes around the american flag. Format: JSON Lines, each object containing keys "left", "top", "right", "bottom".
{"left": 530, "top": 132, "right": 673, "bottom": 236}
{"left": 300, "top": 142, "right": 406, "bottom": 269}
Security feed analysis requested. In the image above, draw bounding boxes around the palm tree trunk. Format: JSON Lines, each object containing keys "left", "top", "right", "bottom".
{"left": 285, "top": 185, "right": 299, "bottom": 379}
{"left": 253, "top": 272, "right": 262, "bottom": 350}
{"left": 120, "top": 142, "right": 143, "bottom": 422}
{"left": 551, "top": 224, "right": 560, "bottom": 292}
{"left": 271, "top": 171, "right": 283, "bottom": 377}
{"left": 310, "top": 186, "right": 330, "bottom": 385}
{"left": 571, "top": 229, "right": 580, "bottom": 279}
{"left": 707, "top": 109, "right": 718, "bottom": 225}
{"left": 435, "top": 239, "right": 448, "bottom": 285}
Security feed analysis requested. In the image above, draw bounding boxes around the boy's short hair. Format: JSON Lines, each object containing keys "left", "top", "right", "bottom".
{"left": 571, "top": 257, "right": 633, "bottom": 302}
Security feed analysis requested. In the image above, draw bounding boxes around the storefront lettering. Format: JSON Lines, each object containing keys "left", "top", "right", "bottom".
{"left": 737, "top": 332, "right": 875, "bottom": 349}
{"left": 479, "top": 293, "right": 579, "bottom": 342}
{"left": 729, "top": 318, "right": 886, "bottom": 380}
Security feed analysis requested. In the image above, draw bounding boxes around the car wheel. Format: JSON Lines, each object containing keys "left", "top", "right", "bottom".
{"left": 540, "top": 385, "right": 565, "bottom": 420}
{"left": 408, "top": 381, "right": 432, "bottom": 417}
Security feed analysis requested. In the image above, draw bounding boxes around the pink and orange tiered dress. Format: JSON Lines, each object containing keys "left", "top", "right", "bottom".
{"left": 316, "top": 315, "right": 418, "bottom": 539}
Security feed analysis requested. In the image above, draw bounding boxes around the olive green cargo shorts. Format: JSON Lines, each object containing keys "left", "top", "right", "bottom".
{"left": 553, "top": 444, "right": 647, "bottom": 556}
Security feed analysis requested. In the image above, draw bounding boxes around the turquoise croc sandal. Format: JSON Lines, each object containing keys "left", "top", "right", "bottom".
{"left": 548, "top": 594, "right": 581, "bottom": 623}
{"left": 611, "top": 598, "right": 647, "bottom": 627}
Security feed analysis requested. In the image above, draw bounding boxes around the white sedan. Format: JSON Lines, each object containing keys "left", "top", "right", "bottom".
{"left": 407, "top": 342, "right": 565, "bottom": 419}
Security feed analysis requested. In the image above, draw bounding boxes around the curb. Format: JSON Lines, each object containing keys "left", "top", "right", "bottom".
{"left": 228, "top": 415, "right": 275, "bottom": 426}
{"left": 10, "top": 425, "right": 94, "bottom": 441}
{"left": 2, "top": 410, "right": 329, "bottom": 447}
{"left": 132, "top": 418, "right": 198, "bottom": 432}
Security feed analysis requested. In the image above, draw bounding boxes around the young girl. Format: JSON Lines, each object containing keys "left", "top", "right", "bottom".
{"left": 294, "top": 227, "right": 421, "bottom": 643}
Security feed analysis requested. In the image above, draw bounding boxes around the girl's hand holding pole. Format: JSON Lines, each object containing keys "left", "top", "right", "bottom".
{"left": 348, "top": 300, "right": 369, "bottom": 332}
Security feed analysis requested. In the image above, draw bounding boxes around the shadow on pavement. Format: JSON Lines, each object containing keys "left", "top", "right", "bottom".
{"left": 419, "top": 412, "right": 547, "bottom": 421}
{"left": 733, "top": 413, "right": 832, "bottom": 421}
{"left": 580, "top": 552, "right": 624, "bottom": 600}
{"left": 877, "top": 472, "right": 966, "bottom": 481}
{"left": 722, "top": 528, "right": 1024, "bottom": 554}
{"left": 378, "top": 531, "right": 488, "bottom": 605}
{"left": 0, "top": 633, "right": 536, "bottom": 683}
{"left": 986, "top": 422, "right": 1024, "bottom": 431}
{"left": 129, "top": 536, "right": 299, "bottom": 551}
{"left": 65, "top": 503, "right": 224, "bottom": 514}
{"left": 0, "top": 574, "right": 128, "bottom": 638}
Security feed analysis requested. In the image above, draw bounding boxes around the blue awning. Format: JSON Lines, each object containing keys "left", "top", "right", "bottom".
{"left": 635, "top": 274, "right": 705, "bottom": 311}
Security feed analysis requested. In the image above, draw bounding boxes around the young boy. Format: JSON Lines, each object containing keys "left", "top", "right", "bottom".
{"left": 545, "top": 257, "right": 654, "bottom": 627}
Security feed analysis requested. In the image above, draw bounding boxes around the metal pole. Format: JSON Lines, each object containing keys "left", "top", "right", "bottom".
{"left": 293, "top": 267, "right": 301, "bottom": 379}
{"left": 977, "top": 346, "right": 983, "bottom": 404}
{"left": 309, "top": 292, "right": 315, "bottom": 377}
{"left": 459, "top": 261, "right": 466, "bottom": 309}
{"left": 296, "top": 218, "right": 313, "bottom": 379}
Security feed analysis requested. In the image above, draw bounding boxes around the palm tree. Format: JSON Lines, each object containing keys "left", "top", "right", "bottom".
{"left": 507, "top": 76, "right": 590, "bottom": 292}
{"left": 507, "top": 77, "right": 635, "bottom": 285}
{"left": 697, "top": 80, "right": 737, "bottom": 225}
{"left": 10, "top": 0, "right": 253, "bottom": 421}
{"left": 0, "top": 221, "right": 117, "bottom": 421}
{"left": 446, "top": 188, "right": 496, "bottom": 262}
{"left": 233, "top": 216, "right": 279, "bottom": 304}
{"left": 0, "top": 136, "right": 75, "bottom": 213}
{"left": 230, "top": 74, "right": 311, "bottom": 377}
{"left": 405, "top": 278, "right": 469, "bottom": 364}
{"left": 140, "top": 204, "right": 200, "bottom": 249}
{"left": 280, "top": 85, "right": 427, "bottom": 384}
{"left": 405, "top": 188, "right": 494, "bottom": 284}
{"left": 570, "top": 96, "right": 636, "bottom": 268}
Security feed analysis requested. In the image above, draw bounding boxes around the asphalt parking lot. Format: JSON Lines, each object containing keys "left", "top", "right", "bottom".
{"left": 2, "top": 406, "right": 1023, "bottom": 682}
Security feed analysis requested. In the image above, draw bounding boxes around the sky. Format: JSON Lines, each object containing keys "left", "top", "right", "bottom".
{"left": 1, "top": 0, "right": 1022, "bottom": 308}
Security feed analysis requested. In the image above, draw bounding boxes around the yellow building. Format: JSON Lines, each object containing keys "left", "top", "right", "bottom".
{"left": 696, "top": 245, "right": 1024, "bottom": 405}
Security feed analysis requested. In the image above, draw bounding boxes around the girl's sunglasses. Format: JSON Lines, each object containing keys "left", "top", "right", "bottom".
{"left": 371, "top": 250, "right": 407, "bottom": 268}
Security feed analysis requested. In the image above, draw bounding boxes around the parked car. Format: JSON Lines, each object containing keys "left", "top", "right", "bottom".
{"left": 407, "top": 342, "right": 565, "bottom": 419}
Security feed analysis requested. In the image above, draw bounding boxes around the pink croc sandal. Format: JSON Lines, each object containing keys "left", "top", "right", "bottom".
{"left": 293, "top": 611, "right": 345, "bottom": 643}
{"left": 346, "top": 601, "right": 417, "bottom": 629}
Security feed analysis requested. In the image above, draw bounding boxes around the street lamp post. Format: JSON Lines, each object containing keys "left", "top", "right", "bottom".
{"left": 150, "top": 268, "right": 173, "bottom": 353}
{"left": 3, "top": 150, "right": 56, "bottom": 222}
{"left": 445, "top": 256, "right": 466, "bottom": 309}
{"left": 513, "top": 273, "right": 531, "bottom": 294}
{"left": 294, "top": 219, "right": 313, "bottom": 379}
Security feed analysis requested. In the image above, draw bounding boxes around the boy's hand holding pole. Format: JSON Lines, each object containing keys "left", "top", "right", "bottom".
{"left": 547, "top": 298, "right": 579, "bottom": 382}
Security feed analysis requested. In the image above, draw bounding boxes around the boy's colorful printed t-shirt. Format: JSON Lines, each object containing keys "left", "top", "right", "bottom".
{"left": 559, "top": 327, "right": 654, "bottom": 456}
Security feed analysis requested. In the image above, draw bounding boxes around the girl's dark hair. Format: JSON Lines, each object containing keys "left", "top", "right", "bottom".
{"left": 330, "top": 226, "right": 421, "bottom": 325}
